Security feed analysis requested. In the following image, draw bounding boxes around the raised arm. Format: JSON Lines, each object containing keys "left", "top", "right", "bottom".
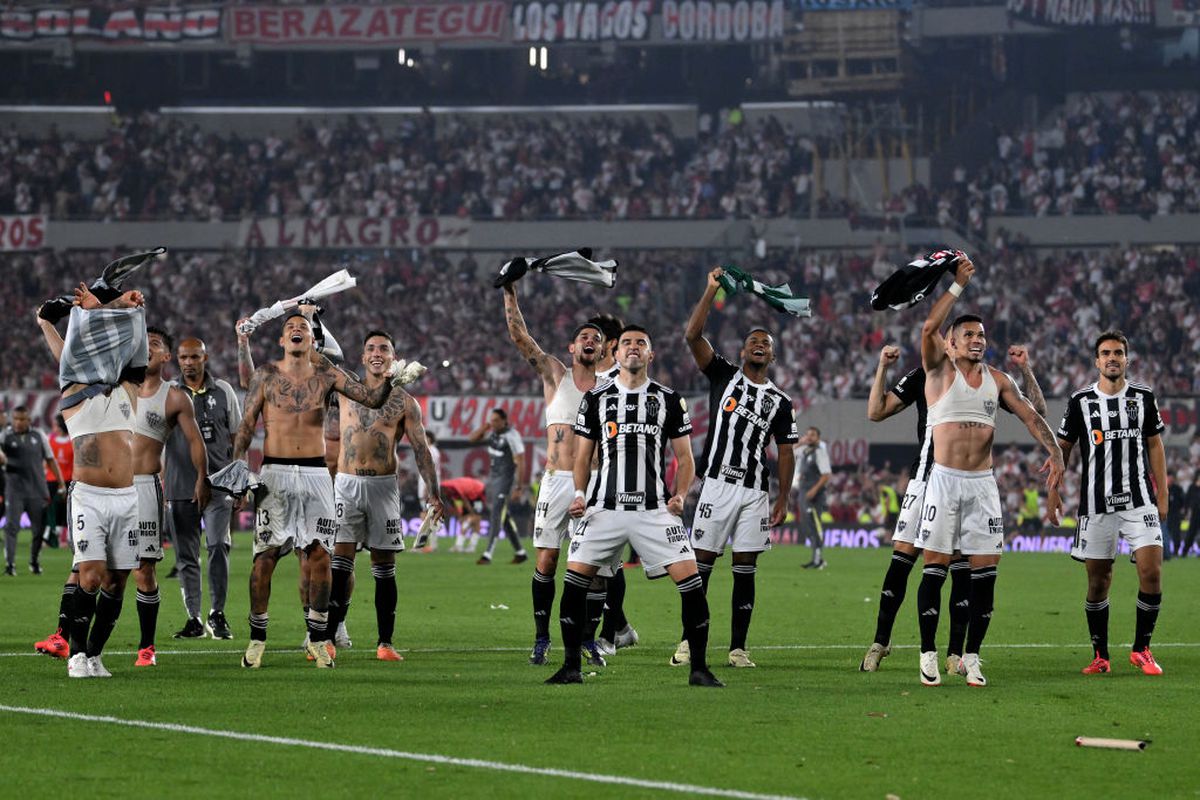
{"left": 996, "top": 369, "right": 1063, "bottom": 491}
{"left": 36, "top": 313, "right": 65, "bottom": 364}
{"left": 502, "top": 282, "right": 566, "bottom": 390}
{"left": 668, "top": 435, "right": 695, "bottom": 516}
{"left": 319, "top": 355, "right": 392, "bottom": 409}
{"left": 402, "top": 393, "right": 445, "bottom": 524}
{"left": 867, "top": 345, "right": 907, "bottom": 421}
{"left": 171, "top": 387, "right": 212, "bottom": 510}
{"left": 233, "top": 367, "right": 268, "bottom": 461}
{"left": 236, "top": 320, "right": 255, "bottom": 390}
{"left": 683, "top": 267, "right": 722, "bottom": 371}
{"left": 466, "top": 421, "right": 490, "bottom": 444}
{"left": 1007, "top": 345, "right": 1047, "bottom": 416}
{"left": 921, "top": 257, "right": 974, "bottom": 372}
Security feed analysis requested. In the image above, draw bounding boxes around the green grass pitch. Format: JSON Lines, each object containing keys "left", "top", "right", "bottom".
{"left": 1, "top": 539, "right": 1196, "bottom": 799}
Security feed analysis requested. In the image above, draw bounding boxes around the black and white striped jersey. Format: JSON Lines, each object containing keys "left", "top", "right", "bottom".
{"left": 699, "top": 354, "right": 798, "bottom": 492}
{"left": 1057, "top": 381, "right": 1165, "bottom": 516}
{"left": 574, "top": 377, "right": 692, "bottom": 511}
{"left": 891, "top": 366, "right": 1018, "bottom": 482}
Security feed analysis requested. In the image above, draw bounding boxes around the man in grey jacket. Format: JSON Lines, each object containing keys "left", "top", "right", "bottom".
{"left": 166, "top": 338, "right": 241, "bottom": 639}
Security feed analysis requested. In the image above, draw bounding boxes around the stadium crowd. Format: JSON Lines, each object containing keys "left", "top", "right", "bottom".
{"left": 0, "top": 112, "right": 814, "bottom": 223}
{"left": 4, "top": 242, "right": 1198, "bottom": 402}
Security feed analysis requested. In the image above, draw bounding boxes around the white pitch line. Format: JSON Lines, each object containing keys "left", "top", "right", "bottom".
{"left": 4, "top": 642, "right": 1200, "bottom": 658}
{"left": 0, "top": 705, "right": 803, "bottom": 800}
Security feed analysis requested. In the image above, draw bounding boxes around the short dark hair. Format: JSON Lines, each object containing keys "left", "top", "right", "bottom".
{"left": 806, "top": 425, "right": 820, "bottom": 436}
{"left": 491, "top": 408, "right": 508, "bottom": 421}
{"left": 571, "top": 322, "right": 604, "bottom": 342}
{"left": 282, "top": 311, "right": 310, "bottom": 329}
{"left": 55, "top": 413, "right": 65, "bottom": 430}
{"left": 1094, "top": 329, "right": 1129, "bottom": 358}
{"left": 363, "top": 329, "right": 395, "bottom": 348}
{"left": 745, "top": 327, "right": 775, "bottom": 344}
{"left": 588, "top": 313, "right": 624, "bottom": 343}
{"left": 147, "top": 325, "right": 174, "bottom": 352}
{"left": 618, "top": 324, "right": 650, "bottom": 340}
{"left": 948, "top": 314, "right": 983, "bottom": 333}
{"left": 13, "top": 405, "right": 28, "bottom": 415}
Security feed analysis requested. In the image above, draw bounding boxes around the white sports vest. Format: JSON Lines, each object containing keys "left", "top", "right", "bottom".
{"left": 135, "top": 381, "right": 172, "bottom": 443}
{"left": 545, "top": 372, "right": 589, "bottom": 427}
{"left": 927, "top": 364, "right": 999, "bottom": 428}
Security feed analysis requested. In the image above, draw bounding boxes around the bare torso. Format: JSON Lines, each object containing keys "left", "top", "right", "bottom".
{"left": 260, "top": 361, "right": 337, "bottom": 459}
{"left": 338, "top": 390, "right": 406, "bottom": 476}
{"left": 62, "top": 382, "right": 138, "bottom": 489}
{"left": 927, "top": 360, "right": 998, "bottom": 472}
{"left": 544, "top": 368, "right": 594, "bottom": 472}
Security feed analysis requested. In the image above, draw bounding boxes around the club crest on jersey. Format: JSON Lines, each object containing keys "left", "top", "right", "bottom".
{"left": 1125, "top": 400, "right": 1139, "bottom": 423}
{"left": 761, "top": 395, "right": 775, "bottom": 418}
{"left": 645, "top": 396, "right": 660, "bottom": 419}
{"left": 983, "top": 400, "right": 996, "bottom": 415}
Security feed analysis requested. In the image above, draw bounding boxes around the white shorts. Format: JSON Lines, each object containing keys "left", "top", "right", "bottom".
{"left": 691, "top": 479, "right": 771, "bottom": 556}
{"left": 335, "top": 473, "right": 404, "bottom": 552}
{"left": 569, "top": 507, "right": 694, "bottom": 578}
{"left": 254, "top": 463, "right": 336, "bottom": 557}
{"left": 135, "top": 474, "right": 165, "bottom": 562}
{"left": 917, "top": 465, "right": 1004, "bottom": 556}
{"left": 892, "top": 479, "right": 927, "bottom": 546}
{"left": 1072, "top": 506, "right": 1162, "bottom": 561}
{"left": 533, "top": 470, "right": 574, "bottom": 550}
{"left": 70, "top": 482, "right": 139, "bottom": 571}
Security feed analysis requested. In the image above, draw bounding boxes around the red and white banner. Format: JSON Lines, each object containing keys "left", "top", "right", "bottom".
{"left": 0, "top": 215, "right": 47, "bottom": 251}
{"left": 0, "top": 6, "right": 221, "bottom": 42}
{"left": 228, "top": 4, "right": 507, "bottom": 45}
{"left": 238, "top": 217, "right": 470, "bottom": 249}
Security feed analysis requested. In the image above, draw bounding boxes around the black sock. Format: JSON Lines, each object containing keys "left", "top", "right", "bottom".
{"left": 58, "top": 582, "right": 78, "bottom": 634}
{"left": 1085, "top": 598, "right": 1110, "bottom": 659}
{"left": 584, "top": 582, "right": 607, "bottom": 643}
{"left": 1133, "top": 591, "right": 1162, "bottom": 652}
{"left": 872, "top": 551, "right": 916, "bottom": 646}
{"left": 730, "top": 564, "right": 756, "bottom": 651}
{"left": 947, "top": 560, "right": 971, "bottom": 657}
{"left": 916, "top": 564, "right": 948, "bottom": 653}
{"left": 682, "top": 561, "right": 715, "bottom": 641}
{"left": 372, "top": 563, "right": 397, "bottom": 646}
{"left": 86, "top": 588, "right": 123, "bottom": 657}
{"left": 559, "top": 570, "right": 590, "bottom": 669}
{"left": 70, "top": 587, "right": 98, "bottom": 656}
{"left": 532, "top": 569, "right": 555, "bottom": 641}
{"left": 249, "top": 612, "right": 268, "bottom": 642}
{"left": 678, "top": 573, "right": 710, "bottom": 671}
{"left": 306, "top": 608, "right": 329, "bottom": 643}
{"left": 965, "top": 567, "right": 998, "bottom": 654}
{"left": 328, "top": 556, "right": 354, "bottom": 634}
{"left": 599, "top": 566, "right": 628, "bottom": 641}
{"left": 135, "top": 587, "right": 160, "bottom": 650}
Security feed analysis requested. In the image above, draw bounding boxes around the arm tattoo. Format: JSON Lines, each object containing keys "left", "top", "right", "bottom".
{"left": 503, "top": 292, "right": 552, "bottom": 379}
{"left": 328, "top": 362, "right": 391, "bottom": 409}
{"left": 237, "top": 339, "right": 255, "bottom": 390}
{"left": 1018, "top": 364, "right": 1048, "bottom": 417}
{"left": 234, "top": 368, "right": 267, "bottom": 458}
{"left": 1029, "top": 413, "right": 1059, "bottom": 456}
{"left": 404, "top": 396, "right": 439, "bottom": 494}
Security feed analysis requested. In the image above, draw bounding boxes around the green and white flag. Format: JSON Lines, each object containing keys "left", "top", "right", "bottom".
{"left": 717, "top": 264, "right": 812, "bottom": 318}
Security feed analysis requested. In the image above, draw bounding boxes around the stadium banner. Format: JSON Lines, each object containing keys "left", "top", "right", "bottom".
{"left": 511, "top": 0, "right": 653, "bottom": 41}
{"left": 227, "top": 3, "right": 507, "bottom": 45}
{"left": 0, "top": 6, "right": 221, "bottom": 41}
{"left": 794, "top": 0, "right": 910, "bottom": 8}
{"left": 1174, "top": 0, "right": 1199, "bottom": 24}
{"left": 0, "top": 215, "right": 47, "bottom": 251}
{"left": 1005, "top": 0, "right": 1154, "bottom": 27}
{"left": 660, "top": 0, "right": 786, "bottom": 41}
{"left": 237, "top": 216, "right": 471, "bottom": 249}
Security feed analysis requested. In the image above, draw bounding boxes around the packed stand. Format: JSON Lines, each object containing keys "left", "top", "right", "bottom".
{"left": 3, "top": 242, "right": 1198, "bottom": 402}
{"left": 0, "top": 112, "right": 814, "bottom": 223}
